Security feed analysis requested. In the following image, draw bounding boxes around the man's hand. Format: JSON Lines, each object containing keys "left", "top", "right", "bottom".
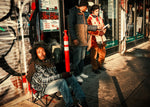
{"left": 73, "top": 39, "right": 79, "bottom": 46}
{"left": 61, "top": 72, "right": 72, "bottom": 79}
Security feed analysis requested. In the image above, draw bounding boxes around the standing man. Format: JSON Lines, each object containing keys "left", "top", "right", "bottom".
{"left": 68, "top": 0, "right": 99, "bottom": 82}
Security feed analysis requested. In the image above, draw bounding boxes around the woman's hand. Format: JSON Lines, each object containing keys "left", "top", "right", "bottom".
{"left": 97, "top": 25, "right": 103, "bottom": 30}
{"left": 99, "top": 31, "right": 105, "bottom": 36}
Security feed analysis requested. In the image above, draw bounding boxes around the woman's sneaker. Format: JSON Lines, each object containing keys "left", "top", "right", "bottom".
{"left": 76, "top": 76, "right": 83, "bottom": 83}
{"left": 80, "top": 73, "right": 88, "bottom": 78}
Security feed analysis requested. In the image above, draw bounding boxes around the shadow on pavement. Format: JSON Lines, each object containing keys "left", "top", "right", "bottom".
{"left": 112, "top": 76, "right": 128, "bottom": 107}
{"left": 125, "top": 48, "right": 150, "bottom": 58}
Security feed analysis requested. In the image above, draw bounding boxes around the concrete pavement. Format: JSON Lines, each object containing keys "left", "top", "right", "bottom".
{"left": 2, "top": 41, "right": 150, "bottom": 107}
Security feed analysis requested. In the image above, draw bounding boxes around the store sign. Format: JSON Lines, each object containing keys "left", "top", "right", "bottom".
{"left": 40, "top": 20, "right": 59, "bottom": 31}
{"left": 39, "top": 0, "right": 59, "bottom": 11}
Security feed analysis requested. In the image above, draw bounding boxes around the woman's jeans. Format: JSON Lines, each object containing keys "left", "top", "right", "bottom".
{"left": 72, "top": 46, "right": 86, "bottom": 76}
{"left": 45, "top": 75, "right": 86, "bottom": 107}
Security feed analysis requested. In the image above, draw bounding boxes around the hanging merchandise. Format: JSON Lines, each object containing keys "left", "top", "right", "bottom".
{"left": 136, "top": 17, "right": 143, "bottom": 33}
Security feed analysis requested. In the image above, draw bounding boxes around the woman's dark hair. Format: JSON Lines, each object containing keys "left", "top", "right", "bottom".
{"left": 90, "top": 5, "right": 99, "bottom": 13}
{"left": 29, "top": 41, "right": 52, "bottom": 61}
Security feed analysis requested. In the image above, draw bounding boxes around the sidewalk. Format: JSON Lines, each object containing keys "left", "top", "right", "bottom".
{"left": 2, "top": 41, "right": 150, "bottom": 107}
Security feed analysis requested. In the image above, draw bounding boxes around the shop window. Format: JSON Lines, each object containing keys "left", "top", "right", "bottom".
{"left": 136, "top": 0, "right": 144, "bottom": 40}
{"left": 99, "top": 0, "right": 118, "bottom": 49}
{"left": 126, "top": 2, "right": 135, "bottom": 43}
{"left": 126, "top": 0, "right": 144, "bottom": 43}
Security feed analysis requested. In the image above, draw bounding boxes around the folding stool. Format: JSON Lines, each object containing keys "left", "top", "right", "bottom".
{"left": 31, "top": 88, "right": 61, "bottom": 107}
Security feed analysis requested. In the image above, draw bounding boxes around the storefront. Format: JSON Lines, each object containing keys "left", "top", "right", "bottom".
{"left": 29, "top": 0, "right": 149, "bottom": 53}
{"left": 29, "top": 0, "right": 149, "bottom": 55}
{"left": 97, "top": 0, "right": 149, "bottom": 54}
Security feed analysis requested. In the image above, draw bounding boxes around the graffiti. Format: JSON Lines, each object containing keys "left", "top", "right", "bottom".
{"left": 0, "top": 57, "right": 25, "bottom": 77}
{"left": 0, "top": 26, "right": 16, "bottom": 57}
{"left": 0, "top": 0, "right": 30, "bottom": 35}
{"left": 0, "top": 0, "right": 14, "bottom": 22}
{"left": 0, "top": 0, "right": 30, "bottom": 84}
{"left": 0, "top": 1, "right": 32, "bottom": 104}
{"left": 0, "top": 26, "right": 25, "bottom": 84}
{"left": 0, "top": 74, "right": 11, "bottom": 84}
{"left": 0, "top": 88, "right": 10, "bottom": 101}
{"left": 19, "top": 1, "right": 31, "bottom": 36}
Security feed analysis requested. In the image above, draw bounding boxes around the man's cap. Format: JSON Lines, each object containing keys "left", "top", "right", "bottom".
{"left": 78, "top": 0, "right": 88, "bottom": 6}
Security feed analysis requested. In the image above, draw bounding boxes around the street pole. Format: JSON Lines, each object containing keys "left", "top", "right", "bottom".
{"left": 134, "top": 1, "right": 137, "bottom": 44}
{"left": 143, "top": 0, "right": 146, "bottom": 37}
{"left": 116, "top": 0, "right": 120, "bottom": 53}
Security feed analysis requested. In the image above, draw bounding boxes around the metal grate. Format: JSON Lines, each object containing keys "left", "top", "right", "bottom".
{"left": 0, "top": 0, "right": 32, "bottom": 105}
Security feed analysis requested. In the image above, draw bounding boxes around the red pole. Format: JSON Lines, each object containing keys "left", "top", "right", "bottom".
{"left": 29, "top": 1, "right": 36, "bottom": 21}
{"left": 40, "top": 31, "right": 44, "bottom": 41}
{"left": 63, "top": 30, "right": 70, "bottom": 72}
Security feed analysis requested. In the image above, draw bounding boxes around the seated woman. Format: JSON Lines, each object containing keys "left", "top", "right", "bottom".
{"left": 26, "top": 41, "right": 88, "bottom": 107}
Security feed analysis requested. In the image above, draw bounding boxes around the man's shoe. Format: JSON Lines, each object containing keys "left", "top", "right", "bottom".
{"left": 80, "top": 73, "right": 88, "bottom": 78}
{"left": 99, "top": 66, "right": 106, "bottom": 71}
{"left": 69, "top": 105, "right": 79, "bottom": 107}
{"left": 92, "top": 69, "right": 101, "bottom": 74}
{"left": 78, "top": 101, "right": 88, "bottom": 107}
{"left": 69, "top": 104, "right": 79, "bottom": 107}
{"left": 76, "top": 76, "right": 83, "bottom": 83}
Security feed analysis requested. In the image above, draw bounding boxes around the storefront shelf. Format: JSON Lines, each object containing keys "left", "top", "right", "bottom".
{"left": 126, "top": 36, "right": 135, "bottom": 43}
{"left": 126, "top": 33, "right": 144, "bottom": 43}
{"left": 136, "top": 34, "right": 144, "bottom": 40}
{"left": 106, "top": 40, "right": 119, "bottom": 49}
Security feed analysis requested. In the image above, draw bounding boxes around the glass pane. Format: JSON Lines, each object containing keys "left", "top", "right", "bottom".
{"left": 126, "top": 0, "right": 135, "bottom": 42}
{"left": 99, "top": 0, "right": 118, "bottom": 49}
{"left": 136, "top": 0, "right": 144, "bottom": 39}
